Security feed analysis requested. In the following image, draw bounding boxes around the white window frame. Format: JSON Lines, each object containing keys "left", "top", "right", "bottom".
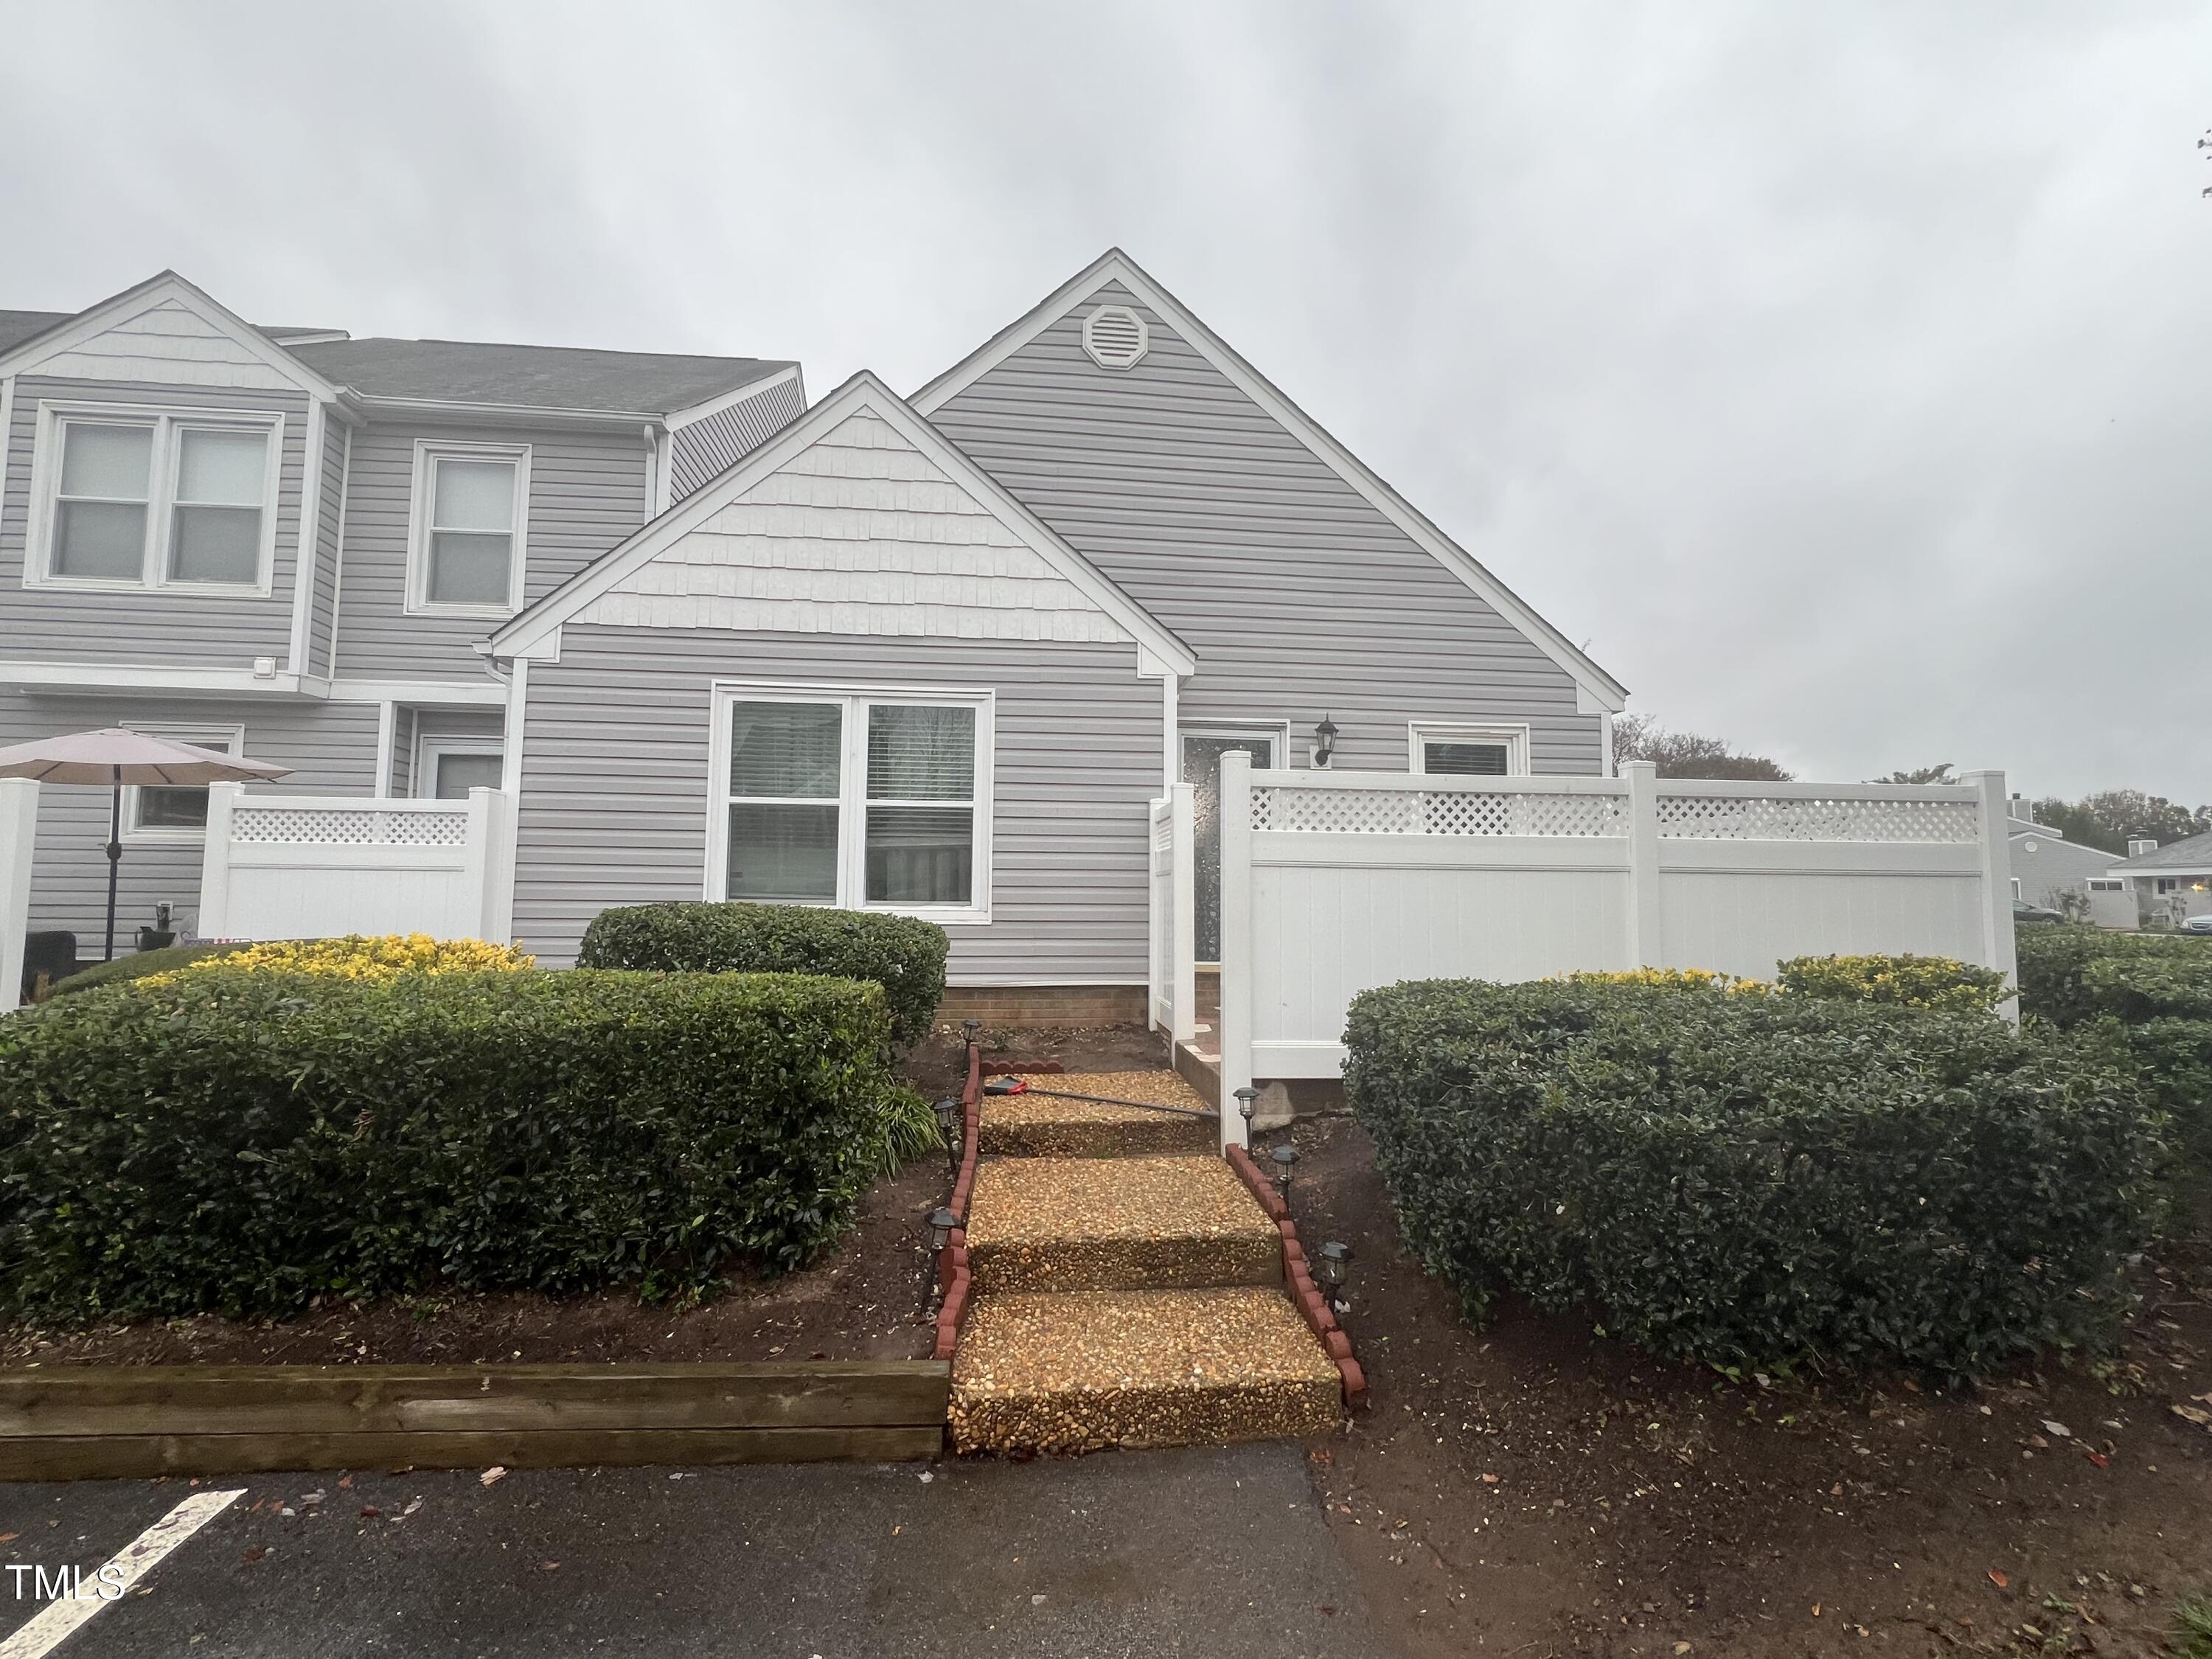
{"left": 1408, "top": 720, "right": 1531, "bottom": 776}
{"left": 1178, "top": 723, "right": 1289, "bottom": 776}
{"left": 119, "top": 721, "right": 245, "bottom": 843}
{"left": 706, "top": 681, "right": 994, "bottom": 925}
{"left": 404, "top": 439, "right": 532, "bottom": 619}
{"left": 24, "top": 401, "right": 284, "bottom": 597}
{"left": 413, "top": 733, "right": 507, "bottom": 801}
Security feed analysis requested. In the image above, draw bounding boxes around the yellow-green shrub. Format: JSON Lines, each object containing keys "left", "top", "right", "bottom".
{"left": 181, "top": 933, "right": 534, "bottom": 980}
{"left": 1776, "top": 953, "right": 2008, "bottom": 1012}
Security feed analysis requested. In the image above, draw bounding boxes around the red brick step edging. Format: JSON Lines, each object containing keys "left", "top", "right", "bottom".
{"left": 1225, "top": 1143, "right": 1368, "bottom": 1408}
{"left": 932, "top": 1040, "right": 984, "bottom": 1362}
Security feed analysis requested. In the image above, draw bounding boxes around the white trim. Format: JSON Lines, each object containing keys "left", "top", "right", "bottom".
{"left": 23, "top": 400, "right": 286, "bottom": 597}
{"left": 0, "top": 661, "right": 319, "bottom": 698}
{"left": 664, "top": 364, "right": 803, "bottom": 429}
{"left": 705, "top": 678, "right": 995, "bottom": 926}
{"left": 344, "top": 393, "right": 665, "bottom": 429}
{"left": 403, "top": 439, "right": 531, "bottom": 619}
{"left": 414, "top": 731, "right": 507, "bottom": 800}
{"left": 288, "top": 397, "right": 327, "bottom": 673}
{"left": 119, "top": 720, "right": 244, "bottom": 843}
{"left": 1408, "top": 720, "right": 1532, "bottom": 776}
{"left": 0, "top": 376, "right": 15, "bottom": 496}
{"left": 911, "top": 249, "right": 1626, "bottom": 711}
{"left": 372, "top": 701, "right": 397, "bottom": 795}
{"left": 1599, "top": 709, "right": 1615, "bottom": 778}
{"left": 330, "top": 676, "right": 508, "bottom": 706}
{"left": 486, "top": 372, "right": 1197, "bottom": 676}
{"left": 324, "top": 422, "right": 353, "bottom": 678}
{"left": 1160, "top": 674, "right": 1179, "bottom": 791}
{"left": 0, "top": 270, "right": 342, "bottom": 398}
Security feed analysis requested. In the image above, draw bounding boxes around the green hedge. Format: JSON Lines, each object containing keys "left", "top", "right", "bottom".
{"left": 577, "top": 902, "right": 948, "bottom": 1048}
{"left": 49, "top": 942, "right": 243, "bottom": 996}
{"left": 1776, "top": 953, "right": 2009, "bottom": 1012}
{"left": 1344, "top": 977, "right": 2160, "bottom": 1375}
{"left": 2017, "top": 926, "right": 2212, "bottom": 1175}
{"left": 0, "top": 968, "right": 900, "bottom": 1322}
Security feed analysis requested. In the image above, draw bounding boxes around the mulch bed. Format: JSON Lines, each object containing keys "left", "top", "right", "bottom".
{"left": 1, "top": 1157, "right": 950, "bottom": 1369}
{"left": 1287, "top": 1110, "right": 2212, "bottom": 1659}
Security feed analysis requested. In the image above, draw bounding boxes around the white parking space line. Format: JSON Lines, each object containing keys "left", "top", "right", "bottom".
{"left": 0, "top": 1488, "right": 243, "bottom": 1659}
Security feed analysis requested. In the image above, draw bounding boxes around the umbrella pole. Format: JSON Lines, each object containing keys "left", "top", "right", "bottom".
{"left": 104, "top": 765, "right": 122, "bottom": 963}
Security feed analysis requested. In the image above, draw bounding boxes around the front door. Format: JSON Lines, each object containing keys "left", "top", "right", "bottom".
{"left": 1182, "top": 729, "right": 1279, "bottom": 961}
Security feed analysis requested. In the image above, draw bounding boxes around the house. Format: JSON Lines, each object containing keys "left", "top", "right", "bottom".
{"left": 0, "top": 272, "right": 803, "bottom": 959}
{"left": 3, "top": 251, "right": 1628, "bottom": 1014}
{"left": 2104, "top": 832, "right": 2212, "bottom": 928}
{"left": 2005, "top": 801, "right": 2121, "bottom": 914}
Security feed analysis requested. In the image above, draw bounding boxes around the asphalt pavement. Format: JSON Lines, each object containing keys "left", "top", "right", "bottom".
{"left": 0, "top": 1444, "right": 1385, "bottom": 1658}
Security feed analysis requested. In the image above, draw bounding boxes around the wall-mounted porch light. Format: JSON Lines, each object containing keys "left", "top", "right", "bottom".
{"left": 1310, "top": 714, "right": 1339, "bottom": 770}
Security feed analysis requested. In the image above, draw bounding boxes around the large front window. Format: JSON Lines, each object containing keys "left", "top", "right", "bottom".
{"left": 38, "top": 407, "right": 279, "bottom": 591}
{"left": 715, "top": 689, "right": 989, "bottom": 919}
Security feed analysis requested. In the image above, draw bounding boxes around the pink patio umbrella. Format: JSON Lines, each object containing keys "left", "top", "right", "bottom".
{"left": 0, "top": 727, "right": 291, "bottom": 964}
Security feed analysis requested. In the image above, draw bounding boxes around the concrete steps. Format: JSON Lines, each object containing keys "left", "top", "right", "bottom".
{"left": 964, "top": 1154, "right": 1281, "bottom": 1293}
{"left": 948, "top": 1287, "right": 1343, "bottom": 1454}
{"left": 951, "top": 1065, "right": 1343, "bottom": 1455}
{"left": 977, "top": 1071, "right": 1214, "bottom": 1158}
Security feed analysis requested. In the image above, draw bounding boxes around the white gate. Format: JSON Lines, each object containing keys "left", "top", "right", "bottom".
{"left": 1211, "top": 756, "right": 2016, "bottom": 1144}
{"left": 197, "top": 784, "right": 514, "bottom": 944}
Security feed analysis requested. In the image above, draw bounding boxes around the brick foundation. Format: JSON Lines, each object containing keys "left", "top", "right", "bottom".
{"left": 934, "top": 984, "right": 1149, "bottom": 1029}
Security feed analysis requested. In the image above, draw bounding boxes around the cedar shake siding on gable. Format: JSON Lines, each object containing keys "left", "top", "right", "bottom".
{"left": 927, "top": 281, "right": 1604, "bottom": 773}
{"left": 333, "top": 422, "right": 652, "bottom": 680}
{"left": 0, "top": 378, "right": 310, "bottom": 666}
{"left": 0, "top": 693, "right": 380, "bottom": 943}
{"left": 512, "top": 626, "right": 1159, "bottom": 980}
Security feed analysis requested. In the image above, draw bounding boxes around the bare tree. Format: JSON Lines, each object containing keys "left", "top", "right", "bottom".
{"left": 1612, "top": 714, "right": 1793, "bottom": 781}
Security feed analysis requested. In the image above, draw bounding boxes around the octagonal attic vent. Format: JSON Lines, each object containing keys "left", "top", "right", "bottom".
{"left": 1081, "top": 304, "right": 1149, "bottom": 369}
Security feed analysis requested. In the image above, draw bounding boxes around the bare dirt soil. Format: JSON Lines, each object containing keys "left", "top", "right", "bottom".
{"left": 1, "top": 1156, "right": 950, "bottom": 1368}
{"left": 904, "top": 1018, "right": 1175, "bottom": 1101}
{"left": 1289, "top": 1111, "right": 2212, "bottom": 1659}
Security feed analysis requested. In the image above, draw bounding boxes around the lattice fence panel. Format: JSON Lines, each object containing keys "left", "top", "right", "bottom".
{"left": 1654, "top": 796, "right": 1980, "bottom": 843}
{"left": 1253, "top": 787, "right": 1627, "bottom": 837}
{"left": 232, "top": 807, "right": 469, "bottom": 847}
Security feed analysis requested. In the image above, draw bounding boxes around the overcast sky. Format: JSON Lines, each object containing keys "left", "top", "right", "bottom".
{"left": 3, "top": 1, "right": 2205, "bottom": 798}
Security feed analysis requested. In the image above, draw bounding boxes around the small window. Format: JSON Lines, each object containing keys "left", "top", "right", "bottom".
{"left": 2090, "top": 880, "right": 2122, "bottom": 891}
{"left": 408, "top": 444, "right": 529, "bottom": 614}
{"left": 713, "top": 688, "right": 990, "bottom": 919}
{"left": 122, "top": 723, "right": 243, "bottom": 839}
{"left": 1409, "top": 722, "right": 1531, "bottom": 776}
{"left": 2011, "top": 877, "right": 2023, "bottom": 899}
{"left": 35, "top": 406, "right": 279, "bottom": 591}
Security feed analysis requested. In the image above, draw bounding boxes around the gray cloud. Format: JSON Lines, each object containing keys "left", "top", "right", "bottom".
{"left": 4, "top": 0, "right": 2205, "bottom": 795}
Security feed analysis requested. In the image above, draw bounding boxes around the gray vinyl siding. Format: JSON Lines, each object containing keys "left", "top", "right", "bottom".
{"left": 513, "top": 624, "right": 1160, "bottom": 979}
{"left": 667, "top": 377, "right": 807, "bottom": 500}
{"left": 2009, "top": 828, "right": 2121, "bottom": 910}
{"left": 307, "top": 420, "right": 348, "bottom": 677}
{"left": 0, "top": 692, "right": 381, "bottom": 947}
{"left": 928, "top": 283, "right": 1604, "bottom": 773}
{"left": 0, "top": 378, "right": 310, "bottom": 666}
{"left": 333, "top": 421, "right": 652, "bottom": 679}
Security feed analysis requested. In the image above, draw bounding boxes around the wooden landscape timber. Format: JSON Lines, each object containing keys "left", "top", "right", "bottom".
{"left": 0, "top": 1359, "right": 950, "bottom": 1481}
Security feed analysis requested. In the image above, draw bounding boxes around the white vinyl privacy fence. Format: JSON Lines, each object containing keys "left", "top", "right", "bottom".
{"left": 1208, "top": 755, "right": 2017, "bottom": 1137}
{"left": 1148, "top": 783, "right": 1196, "bottom": 1042}
{"left": 197, "top": 784, "right": 514, "bottom": 945}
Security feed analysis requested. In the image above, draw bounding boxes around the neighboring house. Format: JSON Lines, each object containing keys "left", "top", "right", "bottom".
{"left": 7, "top": 250, "right": 1629, "bottom": 1009}
{"left": 2106, "top": 831, "right": 2212, "bottom": 928}
{"left": 0, "top": 272, "right": 802, "bottom": 950}
{"left": 2005, "top": 806, "right": 2121, "bottom": 912}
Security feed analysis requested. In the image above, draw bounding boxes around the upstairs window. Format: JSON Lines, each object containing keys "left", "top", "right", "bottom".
{"left": 1409, "top": 722, "right": 1531, "bottom": 776}
{"left": 34, "top": 406, "right": 279, "bottom": 592}
{"left": 712, "top": 686, "right": 991, "bottom": 921}
{"left": 408, "top": 443, "right": 529, "bottom": 615}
